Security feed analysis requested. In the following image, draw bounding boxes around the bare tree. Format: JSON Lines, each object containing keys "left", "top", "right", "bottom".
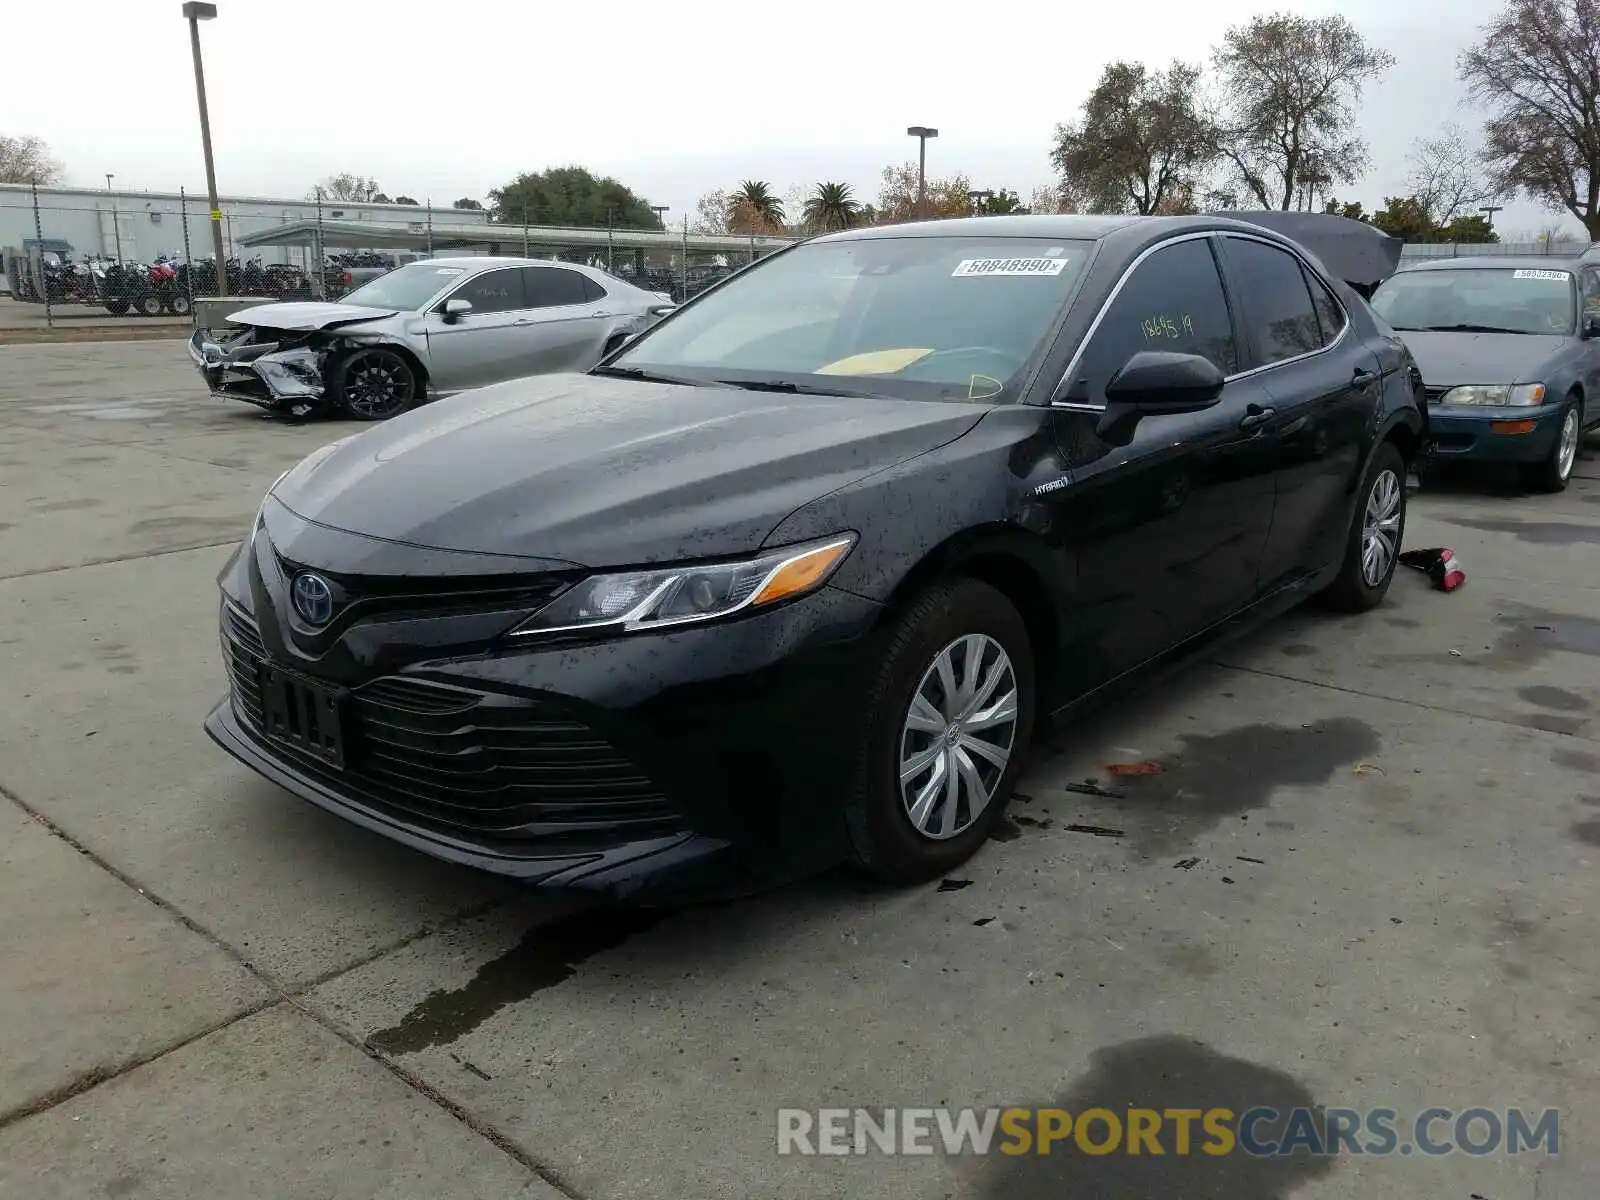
{"left": 1051, "top": 60, "right": 1218, "bottom": 215}
{"left": 1460, "top": 0, "right": 1600, "bottom": 237}
{"left": 691, "top": 189, "right": 730, "bottom": 234}
{"left": 0, "top": 134, "right": 64, "bottom": 185}
{"left": 1406, "top": 123, "right": 1497, "bottom": 227}
{"left": 308, "top": 173, "right": 384, "bottom": 203}
{"left": 1213, "top": 13, "right": 1394, "bottom": 210}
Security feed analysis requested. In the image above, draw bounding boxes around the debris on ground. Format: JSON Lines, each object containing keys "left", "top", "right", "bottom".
{"left": 1065, "top": 823, "right": 1126, "bottom": 838}
{"left": 1174, "top": 857, "right": 1201, "bottom": 870}
{"left": 1060, "top": 780, "right": 1126, "bottom": 800}
{"left": 937, "top": 878, "right": 973, "bottom": 893}
{"left": 1354, "top": 762, "right": 1385, "bottom": 776}
{"left": 1398, "top": 546, "right": 1465, "bottom": 592}
{"left": 1221, "top": 876, "right": 1235, "bottom": 884}
{"left": 1236, "top": 855, "right": 1265, "bottom": 864}
{"left": 973, "top": 917, "right": 995, "bottom": 927}
{"left": 1106, "top": 761, "right": 1163, "bottom": 777}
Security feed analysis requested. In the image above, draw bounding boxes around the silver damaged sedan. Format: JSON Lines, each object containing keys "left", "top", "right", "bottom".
{"left": 187, "top": 256, "right": 676, "bottom": 420}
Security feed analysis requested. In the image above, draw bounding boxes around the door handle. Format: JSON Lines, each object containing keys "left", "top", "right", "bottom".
{"left": 1352, "top": 368, "right": 1379, "bottom": 390}
{"left": 1239, "top": 404, "right": 1276, "bottom": 431}
{"left": 590, "top": 311, "right": 613, "bottom": 319}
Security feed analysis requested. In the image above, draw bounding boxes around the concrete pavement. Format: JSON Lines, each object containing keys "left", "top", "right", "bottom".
{"left": 1, "top": 339, "right": 1596, "bottom": 1198}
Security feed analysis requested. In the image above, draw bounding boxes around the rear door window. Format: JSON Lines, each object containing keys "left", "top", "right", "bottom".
{"left": 523, "top": 266, "right": 593, "bottom": 308}
{"left": 1220, "top": 236, "right": 1324, "bottom": 365}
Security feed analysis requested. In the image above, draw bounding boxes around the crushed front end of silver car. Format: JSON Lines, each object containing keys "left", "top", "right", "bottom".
{"left": 189, "top": 325, "right": 332, "bottom": 413}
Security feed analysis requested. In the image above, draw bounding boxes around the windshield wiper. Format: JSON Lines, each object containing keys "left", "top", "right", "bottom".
{"left": 713, "top": 378, "right": 889, "bottom": 400}
{"left": 1414, "top": 323, "right": 1542, "bottom": 335}
{"left": 590, "top": 365, "right": 725, "bottom": 387}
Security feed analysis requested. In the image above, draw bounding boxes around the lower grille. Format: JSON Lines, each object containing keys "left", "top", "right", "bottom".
{"left": 220, "top": 606, "right": 685, "bottom": 849}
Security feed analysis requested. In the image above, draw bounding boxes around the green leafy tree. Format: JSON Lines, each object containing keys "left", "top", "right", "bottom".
{"left": 1320, "top": 197, "right": 1370, "bottom": 221}
{"left": 1440, "top": 213, "right": 1498, "bottom": 242}
{"left": 452, "top": 197, "right": 485, "bottom": 210}
{"left": 1213, "top": 13, "right": 1394, "bottom": 210}
{"left": 1051, "top": 60, "right": 1218, "bottom": 215}
{"left": 974, "top": 188, "right": 1029, "bottom": 214}
{"left": 802, "top": 181, "right": 863, "bottom": 231}
{"left": 1371, "top": 197, "right": 1436, "bottom": 241}
{"left": 729, "top": 181, "right": 786, "bottom": 233}
{"left": 393, "top": 196, "right": 419, "bottom": 206}
{"left": 489, "top": 166, "right": 657, "bottom": 229}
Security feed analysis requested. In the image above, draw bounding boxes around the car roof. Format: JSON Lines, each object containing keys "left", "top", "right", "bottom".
{"left": 406, "top": 255, "right": 575, "bottom": 269}
{"left": 1395, "top": 255, "right": 1581, "bottom": 273}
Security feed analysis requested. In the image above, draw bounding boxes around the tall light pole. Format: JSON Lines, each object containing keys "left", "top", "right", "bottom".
{"left": 104, "top": 173, "right": 114, "bottom": 191}
{"left": 651, "top": 205, "right": 670, "bottom": 229}
{"left": 182, "top": 2, "right": 227, "bottom": 295}
{"left": 907, "top": 126, "right": 938, "bottom": 218}
{"left": 1479, "top": 203, "right": 1503, "bottom": 234}
{"left": 968, "top": 189, "right": 994, "bottom": 215}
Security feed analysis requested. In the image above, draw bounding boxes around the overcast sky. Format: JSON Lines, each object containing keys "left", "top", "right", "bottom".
{"left": 9, "top": 0, "right": 1584, "bottom": 238}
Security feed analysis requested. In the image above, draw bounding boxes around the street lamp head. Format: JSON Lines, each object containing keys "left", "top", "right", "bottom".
{"left": 181, "top": 2, "right": 217, "bottom": 19}
{"left": 907, "top": 126, "right": 939, "bottom": 139}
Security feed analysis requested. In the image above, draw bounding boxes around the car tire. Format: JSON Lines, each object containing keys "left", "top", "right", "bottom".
{"left": 1317, "top": 440, "right": 1407, "bottom": 614}
{"left": 134, "top": 294, "right": 162, "bottom": 317}
{"left": 167, "top": 293, "right": 192, "bottom": 317}
{"left": 1521, "top": 394, "right": 1581, "bottom": 494}
{"left": 843, "top": 578, "right": 1035, "bottom": 884}
{"left": 328, "top": 347, "right": 420, "bottom": 421}
{"left": 104, "top": 299, "right": 129, "bottom": 316}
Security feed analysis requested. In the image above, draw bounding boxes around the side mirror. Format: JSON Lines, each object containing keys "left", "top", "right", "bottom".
{"left": 442, "top": 297, "right": 473, "bottom": 323}
{"left": 1095, "top": 351, "right": 1225, "bottom": 444}
{"left": 1583, "top": 312, "right": 1600, "bottom": 338}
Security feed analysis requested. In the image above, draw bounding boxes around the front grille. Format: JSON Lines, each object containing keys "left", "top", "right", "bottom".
{"left": 220, "top": 606, "right": 685, "bottom": 849}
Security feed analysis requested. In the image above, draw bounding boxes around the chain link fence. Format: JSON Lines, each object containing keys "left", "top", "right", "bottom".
{"left": 1397, "top": 239, "right": 1590, "bottom": 265}
{"left": 1, "top": 184, "right": 789, "bottom": 327}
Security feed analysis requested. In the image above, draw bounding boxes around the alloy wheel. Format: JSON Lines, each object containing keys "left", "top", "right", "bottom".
{"left": 1556, "top": 408, "right": 1580, "bottom": 481}
{"left": 1361, "top": 468, "right": 1402, "bottom": 587}
{"left": 898, "top": 634, "right": 1019, "bottom": 840}
{"left": 343, "top": 351, "right": 414, "bottom": 419}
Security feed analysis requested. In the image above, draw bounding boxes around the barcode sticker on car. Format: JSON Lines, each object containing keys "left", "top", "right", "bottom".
{"left": 1512, "top": 269, "right": 1569, "bottom": 280}
{"left": 952, "top": 258, "right": 1069, "bottom": 277}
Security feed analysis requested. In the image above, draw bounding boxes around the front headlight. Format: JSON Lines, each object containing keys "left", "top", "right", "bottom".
{"left": 509, "top": 533, "right": 857, "bottom": 638}
{"left": 1440, "top": 383, "right": 1547, "bottom": 406}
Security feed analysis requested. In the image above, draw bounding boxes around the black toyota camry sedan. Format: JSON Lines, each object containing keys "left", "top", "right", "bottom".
{"left": 205, "top": 214, "right": 1425, "bottom": 900}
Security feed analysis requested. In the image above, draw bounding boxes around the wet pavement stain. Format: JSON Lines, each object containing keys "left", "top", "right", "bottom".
{"left": 124, "top": 514, "right": 252, "bottom": 541}
{"left": 1110, "top": 719, "right": 1379, "bottom": 856}
{"left": 1279, "top": 644, "right": 1316, "bottom": 657}
{"left": 1579, "top": 795, "right": 1600, "bottom": 807}
{"left": 1471, "top": 608, "right": 1600, "bottom": 671}
{"left": 366, "top": 907, "right": 664, "bottom": 1056}
{"left": 1510, "top": 712, "right": 1588, "bottom": 736}
{"left": 1383, "top": 615, "right": 1420, "bottom": 628}
{"left": 1448, "top": 516, "right": 1600, "bottom": 546}
{"left": 1518, "top": 685, "right": 1589, "bottom": 712}
{"left": 30, "top": 497, "right": 102, "bottom": 513}
{"left": 1553, "top": 747, "right": 1600, "bottom": 774}
{"left": 1572, "top": 820, "right": 1600, "bottom": 847}
{"left": 968, "top": 1035, "right": 1334, "bottom": 1199}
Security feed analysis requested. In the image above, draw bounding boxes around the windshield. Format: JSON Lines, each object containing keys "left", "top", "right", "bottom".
{"left": 340, "top": 263, "right": 470, "bottom": 310}
{"left": 1371, "top": 267, "right": 1576, "bottom": 335}
{"left": 608, "top": 235, "right": 1094, "bottom": 403}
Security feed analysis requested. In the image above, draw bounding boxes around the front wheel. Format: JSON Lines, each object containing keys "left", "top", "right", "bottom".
{"left": 133, "top": 293, "right": 162, "bottom": 317}
{"left": 1317, "top": 441, "right": 1406, "bottom": 613}
{"left": 844, "top": 578, "right": 1035, "bottom": 883}
{"left": 1522, "top": 397, "right": 1581, "bottom": 493}
{"left": 328, "top": 347, "right": 419, "bottom": 421}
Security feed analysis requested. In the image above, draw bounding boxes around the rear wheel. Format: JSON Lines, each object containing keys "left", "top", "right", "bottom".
{"left": 134, "top": 293, "right": 162, "bottom": 317}
{"left": 329, "top": 347, "right": 420, "bottom": 421}
{"left": 1317, "top": 440, "right": 1406, "bottom": 613}
{"left": 1522, "top": 395, "right": 1581, "bottom": 493}
{"left": 104, "top": 298, "right": 129, "bottom": 316}
{"left": 844, "top": 578, "right": 1035, "bottom": 883}
{"left": 167, "top": 292, "right": 192, "bottom": 317}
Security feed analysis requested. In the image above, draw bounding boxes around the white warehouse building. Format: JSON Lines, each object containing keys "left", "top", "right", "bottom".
{"left": 0, "top": 183, "right": 490, "bottom": 273}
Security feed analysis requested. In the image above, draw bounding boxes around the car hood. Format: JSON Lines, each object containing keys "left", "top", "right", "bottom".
{"left": 228, "top": 301, "right": 399, "bottom": 332}
{"left": 270, "top": 373, "right": 987, "bottom": 566}
{"left": 1397, "top": 330, "right": 1569, "bottom": 389}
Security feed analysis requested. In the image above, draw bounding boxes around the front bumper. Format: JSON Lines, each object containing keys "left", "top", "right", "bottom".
{"left": 206, "top": 581, "right": 885, "bottom": 900}
{"left": 1424, "top": 400, "right": 1568, "bottom": 464}
{"left": 189, "top": 328, "right": 328, "bottom": 410}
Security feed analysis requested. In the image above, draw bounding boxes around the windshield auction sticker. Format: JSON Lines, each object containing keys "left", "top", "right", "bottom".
{"left": 1512, "top": 269, "right": 1569, "bottom": 281}
{"left": 952, "top": 258, "right": 1069, "bottom": 277}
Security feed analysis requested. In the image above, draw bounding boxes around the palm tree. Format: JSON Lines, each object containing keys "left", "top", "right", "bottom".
{"left": 802, "top": 182, "right": 863, "bottom": 231}
{"left": 728, "top": 180, "right": 785, "bottom": 233}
